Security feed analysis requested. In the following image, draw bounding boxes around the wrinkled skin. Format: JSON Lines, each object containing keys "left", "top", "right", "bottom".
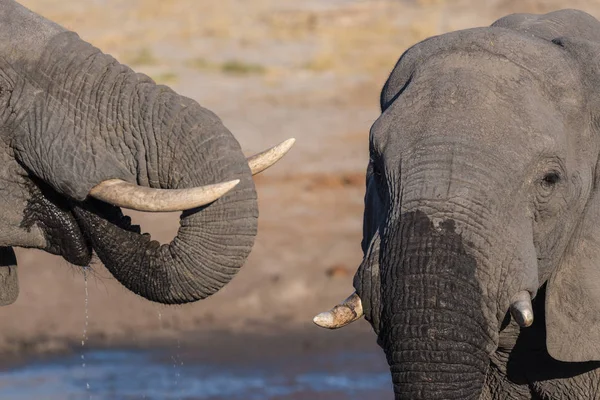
{"left": 0, "top": 1, "right": 258, "bottom": 305}
{"left": 352, "top": 9, "right": 600, "bottom": 400}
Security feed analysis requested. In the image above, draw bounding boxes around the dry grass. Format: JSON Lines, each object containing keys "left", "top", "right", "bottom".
{"left": 186, "top": 57, "right": 267, "bottom": 75}
{"left": 221, "top": 60, "right": 266, "bottom": 75}
{"left": 151, "top": 72, "right": 179, "bottom": 84}
{"left": 186, "top": 57, "right": 212, "bottom": 70}
{"left": 262, "top": 2, "right": 443, "bottom": 79}
{"left": 125, "top": 47, "right": 158, "bottom": 66}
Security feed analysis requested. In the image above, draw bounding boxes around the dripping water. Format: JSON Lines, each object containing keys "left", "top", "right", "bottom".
{"left": 157, "top": 309, "right": 183, "bottom": 397}
{"left": 81, "top": 266, "right": 91, "bottom": 397}
{"left": 172, "top": 338, "right": 183, "bottom": 395}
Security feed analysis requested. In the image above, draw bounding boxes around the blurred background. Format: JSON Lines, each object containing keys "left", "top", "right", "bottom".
{"left": 1, "top": 0, "right": 599, "bottom": 399}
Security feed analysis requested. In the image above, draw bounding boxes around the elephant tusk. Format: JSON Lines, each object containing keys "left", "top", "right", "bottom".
{"left": 247, "top": 138, "right": 296, "bottom": 175}
{"left": 89, "top": 178, "right": 240, "bottom": 212}
{"left": 313, "top": 292, "right": 364, "bottom": 329}
{"left": 510, "top": 291, "right": 534, "bottom": 328}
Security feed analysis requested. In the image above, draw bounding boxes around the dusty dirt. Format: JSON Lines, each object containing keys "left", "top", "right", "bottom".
{"left": 2, "top": 0, "right": 600, "bottom": 360}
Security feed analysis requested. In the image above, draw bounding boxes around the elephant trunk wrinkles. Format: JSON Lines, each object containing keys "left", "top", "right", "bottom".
{"left": 381, "top": 211, "right": 493, "bottom": 399}
{"left": 16, "top": 29, "right": 258, "bottom": 304}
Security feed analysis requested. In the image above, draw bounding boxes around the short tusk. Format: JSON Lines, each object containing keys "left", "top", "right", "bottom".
{"left": 89, "top": 178, "right": 240, "bottom": 212}
{"left": 247, "top": 138, "right": 295, "bottom": 175}
{"left": 313, "top": 292, "right": 364, "bottom": 329}
{"left": 510, "top": 291, "right": 534, "bottom": 328}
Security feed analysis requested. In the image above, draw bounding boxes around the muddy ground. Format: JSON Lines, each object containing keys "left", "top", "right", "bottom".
{"left": 1, "top": 0, "right": 600, "bottom": 361}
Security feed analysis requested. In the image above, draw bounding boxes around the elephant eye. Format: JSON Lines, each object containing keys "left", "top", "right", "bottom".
{"left": 541, "top": 171, "right": 561, "bottom": 188}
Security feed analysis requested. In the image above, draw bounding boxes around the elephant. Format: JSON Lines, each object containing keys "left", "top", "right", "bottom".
{"left": 0, "top": 0, "right": 294, "bottom": 307}
{"left": 314, "top": 8, "right": 600, "bottom": 400}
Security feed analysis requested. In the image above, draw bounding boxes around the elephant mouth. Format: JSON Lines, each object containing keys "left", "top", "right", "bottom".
{"left": 22, "top": 178, "right": 140, "bottom": 267}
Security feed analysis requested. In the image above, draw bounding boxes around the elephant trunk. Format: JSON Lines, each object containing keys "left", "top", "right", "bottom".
{"left": 381, "top": 211, "right": 495, "bottom": 399}
{"left": 14, "top": 26, "right": 258, "bottom": 304}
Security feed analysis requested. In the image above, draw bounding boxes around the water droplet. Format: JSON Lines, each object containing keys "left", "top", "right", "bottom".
{"left": 173, "top": 338, "right": 183, "bottom": 397}
{"left": 81, "top": 266, "right": 91, "bottom": 398}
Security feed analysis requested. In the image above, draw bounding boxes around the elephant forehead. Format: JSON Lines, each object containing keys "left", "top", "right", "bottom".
{"left": 371, "top": 52, "right": 581, "bottom": 166}
{"left": 424, "top": 51, "right": 582, "bottom": 111}
{"left": 381, "top": 26, "right": 582, "bottom": 106}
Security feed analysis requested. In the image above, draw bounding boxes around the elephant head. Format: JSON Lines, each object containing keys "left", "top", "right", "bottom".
{"left": 0, "top": 1, "right": 294, "bottom": 306}
{"left": 314, "top": 9, "right": 600, "bottom": 399}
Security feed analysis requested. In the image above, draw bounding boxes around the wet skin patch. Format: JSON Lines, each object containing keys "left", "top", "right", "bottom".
{"left": 21, "top": 178, "right": 92, "bottom": 266}
{"left": 358, "top": 210, "right": 491, "bottom": 399}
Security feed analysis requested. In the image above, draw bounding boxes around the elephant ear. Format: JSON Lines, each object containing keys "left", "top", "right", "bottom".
{"left": 353, "top": 165, "right": 384, "bottom": 334}
{"left": 0, "top": 247, "right": 18, "bottom": 306}
{"left": 545, "top": 36, "right": 600, "bottom": 363}
{"left": 545, "top": 188, "right": 600, "bottom": 362}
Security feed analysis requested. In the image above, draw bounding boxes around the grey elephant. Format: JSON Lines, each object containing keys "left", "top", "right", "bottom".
{"left": 0, "top": 0, "right": 294, "bottom": 306}
{"left": 314, "top": 8, "right": 600, "bottom": 400}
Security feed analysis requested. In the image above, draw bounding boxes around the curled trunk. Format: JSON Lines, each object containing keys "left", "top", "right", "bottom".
{"left": 380, "top": 211, "right": 493, "bottom": 399}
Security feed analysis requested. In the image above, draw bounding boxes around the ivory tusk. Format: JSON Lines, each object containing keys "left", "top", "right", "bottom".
{"left": 247, "top": 138, "right": 295, "bottom": 175}
{"left": 89, "top": 178, "right": 240, "bottom": 212}
{"left": 510, "top": 291, "right": 534, "bottom": 328}
{"left": 313, "top": 292, "right": 364, "bottom": 329}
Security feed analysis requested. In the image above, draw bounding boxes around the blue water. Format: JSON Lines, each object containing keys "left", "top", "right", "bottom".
{"left": 0, "top": 349, "right": 392, "bottom": 399}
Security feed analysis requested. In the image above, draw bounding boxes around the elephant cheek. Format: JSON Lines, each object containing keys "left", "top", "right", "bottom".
{"left": 0, "top": 247, "right": 18, "bottom": 306}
